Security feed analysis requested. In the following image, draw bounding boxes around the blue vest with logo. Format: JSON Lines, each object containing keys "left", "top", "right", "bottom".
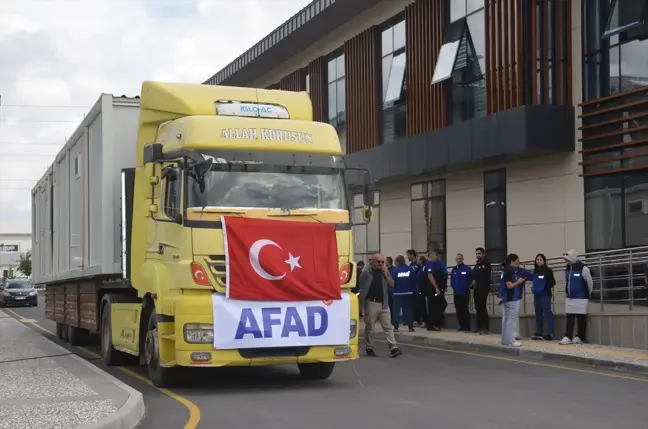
{"left": 499, "top": 267, "right": 523, "bottom": 303}
{"left": 532, "top": 272, "right": 548, "bottom": 295}
{"left": 451, "top": 264, "right": 472, "bottom": 295}
{"left": 390, "top": 265, "right": 415, "bottom": 294}
{"left": 565, "top": 262, "right": 589, "bottom": 299}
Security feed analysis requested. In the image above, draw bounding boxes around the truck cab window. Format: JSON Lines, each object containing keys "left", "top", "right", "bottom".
{"left": 164, "top": 169, "right": 181, "bottom": 220}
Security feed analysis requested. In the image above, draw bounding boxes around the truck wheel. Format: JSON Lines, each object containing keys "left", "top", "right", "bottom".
{"left": 297, "top": 362, "right": 336, "bottom": 380}
{"left": 100, "top": 303, "right": 127, "bottom": 366}
{"left": 145, "top": 310, "right": 175, "bottom": 387}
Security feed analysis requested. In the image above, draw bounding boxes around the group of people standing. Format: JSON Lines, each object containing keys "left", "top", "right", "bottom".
{"left": 357, "top": 247, "right": 596, "bottom": 356}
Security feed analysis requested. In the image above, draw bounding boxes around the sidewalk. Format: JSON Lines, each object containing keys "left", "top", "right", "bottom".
{"left": 360, "top": 322, "right": 648, "bottom": 376}
{"left": 0, "top": 310, "right": 144, "bottom": 429}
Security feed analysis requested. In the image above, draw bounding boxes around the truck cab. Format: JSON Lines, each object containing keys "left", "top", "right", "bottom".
{"left": 102, "top": 82, "right": 373, "bottom": 386}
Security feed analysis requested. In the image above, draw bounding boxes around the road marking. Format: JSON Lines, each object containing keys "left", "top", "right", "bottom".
{"left": 362, "top": 336, "right": 648, "bottom": 383}
{"left": 4, "top": 308, "right": 201, "bottom": 429}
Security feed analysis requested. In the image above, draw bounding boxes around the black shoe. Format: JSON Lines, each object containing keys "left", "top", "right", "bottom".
{"left": 365, "top": 348, "right": 376, "bottom": 357}
{"left": 393, "top": 327, "right": 399, "bottom": 332}
{"left": 408, "top": 328, "right": 415, "bottom": 332}
{"left": 531, "top": 333, "right": 543, "bottom": 340}
{"left": 542, "top": 334, "right": 554, "bottom": 341}
{"left": 479, "top": 330, "right": 489, "bottom": 335}
{"left": 390, "top": 348, "right": 403, "bottom": 358}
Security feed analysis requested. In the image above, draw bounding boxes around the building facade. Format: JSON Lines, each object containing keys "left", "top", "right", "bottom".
{"left": 0, "top": 233, "right": 31, "bottom": 277}
{"left": 205, "top": 0, "right": 648, "bottom": 264}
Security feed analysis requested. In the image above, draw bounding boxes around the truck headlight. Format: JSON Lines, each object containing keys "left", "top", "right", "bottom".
{"left": 183, "top": 323, "right": 214, "bottom": 344}
{"left": 350, "top": 319, "right": 357, "bottom": 339}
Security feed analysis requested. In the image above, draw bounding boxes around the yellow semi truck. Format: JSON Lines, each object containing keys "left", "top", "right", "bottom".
{"left": 31, "top": 81, "right": 374, "bottom": 386}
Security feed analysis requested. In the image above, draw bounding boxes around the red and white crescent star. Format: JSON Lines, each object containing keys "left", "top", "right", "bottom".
{"left": 249, "top": 239, "right": 301, "bottom": 280}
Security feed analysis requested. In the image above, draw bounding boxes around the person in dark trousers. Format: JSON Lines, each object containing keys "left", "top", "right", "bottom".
{"left": 358, "top": 253, "right": 402, "bottom": 357}
{"left": 559, "top": 249, "right": 593, "bottom": 345}
{"left": 451, "top": 253, "right": 472, "bottom": 332}
{"left": 472, "top": 247, "right": 491, "bottom": 334}
{"left": 390, "top": 255, "right": 415, "bottom": 332}
{"left": 414, "top": 254, "right": 428, "bottom": 328}
{"left": 424, "top": 250, "right": 447, "bottom": 331}
{"left": 531, "top": 253, "right": 556, "bottom": 341}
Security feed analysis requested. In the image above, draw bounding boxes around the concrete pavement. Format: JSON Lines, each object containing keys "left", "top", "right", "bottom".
{"left": 0, "top": 309, "right": 144, "bottom": 429}
{"left": 364, "top": 322, "right": 648, "bottom": 375}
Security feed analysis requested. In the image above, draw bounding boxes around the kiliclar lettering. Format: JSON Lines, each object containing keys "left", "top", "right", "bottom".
{"left": 234, "top": 306, "right": 329, "bottom": 339}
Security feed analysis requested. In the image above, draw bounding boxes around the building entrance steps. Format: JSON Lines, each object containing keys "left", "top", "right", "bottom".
{"left": 0, "top": 309, "right": 144, "bottom": 429}
{"left": 359, "top": 321, "right": 648, "bottom": 376}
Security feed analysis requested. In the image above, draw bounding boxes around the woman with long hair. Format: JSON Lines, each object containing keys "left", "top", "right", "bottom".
{"left": 531, "top": 253, "right": 556, "bottom": 341}
{"left": 499, "top": 254, "right": 527, "bottom": 347}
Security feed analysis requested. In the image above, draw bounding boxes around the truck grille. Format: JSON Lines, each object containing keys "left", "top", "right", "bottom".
{"left": 204, "top": 255, "right": 227, "bottom": 287}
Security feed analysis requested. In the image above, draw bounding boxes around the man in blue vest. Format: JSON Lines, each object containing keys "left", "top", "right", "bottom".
{"left": 424, "top": 250, "right": 447, "bottom": 331}
{"left": 451, "top": 253, "right": 472, "bottom": 332}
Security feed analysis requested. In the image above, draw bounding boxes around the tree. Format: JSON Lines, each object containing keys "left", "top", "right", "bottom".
{"left": 18, "top": 251, "right": 32, "bottom": 278}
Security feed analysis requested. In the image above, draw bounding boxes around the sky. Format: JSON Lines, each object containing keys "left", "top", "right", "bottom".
{"left": 0, "top": 0, "right": 311, "bottom": 235}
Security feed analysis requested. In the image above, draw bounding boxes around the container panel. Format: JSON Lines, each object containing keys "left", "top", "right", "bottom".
{"left": 88, "top": 112, "right": 103, "bottom": 267}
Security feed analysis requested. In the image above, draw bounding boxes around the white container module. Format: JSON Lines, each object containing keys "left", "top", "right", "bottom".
{"left": 31, "top": 94, "right": 140, "bottom": 285}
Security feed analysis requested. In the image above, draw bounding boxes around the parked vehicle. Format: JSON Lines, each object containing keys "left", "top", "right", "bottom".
{"left": 0, "top": 279, "right": 38, "bottom": 307}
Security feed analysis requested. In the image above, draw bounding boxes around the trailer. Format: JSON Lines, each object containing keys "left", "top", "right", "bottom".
{"left": 32, "top": 94, "right": 139, "bottom": 342}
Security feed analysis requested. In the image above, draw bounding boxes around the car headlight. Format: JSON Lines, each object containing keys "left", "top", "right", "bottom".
{"left": 29, "top": 291, "right": 37, "bottom": 296}
{"left": 183, "top": 323, "right": 214, "bottom": 344}
{"left": 350, "top": 319, "right": 358, "bottom": 339}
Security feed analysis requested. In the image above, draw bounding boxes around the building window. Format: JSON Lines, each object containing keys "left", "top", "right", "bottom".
{"left": 433, "top": 2, "right": 486, "bottom": 123}
{"left": 411, "top": 180, "right": 446, "bottom": 255}
{"left": 583, "top": 0, "right": 648, "bottom": 101}
{"left": 327, "top": 53, "right": 346, "bottom": 152}
{"left": 353, "top": 191, "right": 380, "bottom": 261}
{"left": 483, "top": 169, "right": 507, "bottom": 264}
{"left": 381, "top": 18, "right": 406, "bottom": 145}
{"left": 585, "top": 171, "right": 648, "bottom": 251}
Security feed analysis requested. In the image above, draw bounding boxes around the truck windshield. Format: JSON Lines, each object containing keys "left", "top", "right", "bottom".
{"left": 186, "top": 165, "right": 348, "bottom": 210}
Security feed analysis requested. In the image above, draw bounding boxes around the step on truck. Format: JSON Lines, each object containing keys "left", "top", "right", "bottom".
{"left": 30, "top": 81, "right": 374, "bottom": 387}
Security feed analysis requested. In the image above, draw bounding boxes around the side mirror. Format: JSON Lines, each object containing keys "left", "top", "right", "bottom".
{"left": 362, "top": 183, "right": 374, "bottom": 206}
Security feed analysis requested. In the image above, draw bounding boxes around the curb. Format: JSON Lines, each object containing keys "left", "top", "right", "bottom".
{"left": 0, "top": 310, "right": 145, "bottom": 429}
{"left": 79, "top": 353, "right": 146, "bottom": 429}
{"left": 391, "top": 333, "right": 648, "bottom": 377}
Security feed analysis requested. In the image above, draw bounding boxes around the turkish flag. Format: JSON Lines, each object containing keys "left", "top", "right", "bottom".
{"left": 222, "top": 216, "right": 341, "bottom": 301}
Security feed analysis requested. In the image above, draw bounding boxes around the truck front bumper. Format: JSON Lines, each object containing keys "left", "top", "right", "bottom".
{"left": 163, "top": 293, "right": 359, "bottom": 368}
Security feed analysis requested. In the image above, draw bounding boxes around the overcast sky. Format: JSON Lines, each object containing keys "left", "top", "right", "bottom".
{"left": 0, "top": 0, "right": 310, "bottom": 235}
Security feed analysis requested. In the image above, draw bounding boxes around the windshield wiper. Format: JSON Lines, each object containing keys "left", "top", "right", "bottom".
{"left": 267, "top": 209, "right": 324, "bottom": 223}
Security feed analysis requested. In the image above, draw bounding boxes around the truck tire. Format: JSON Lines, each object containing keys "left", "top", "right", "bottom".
{"left": 100, "top": 301, "right": 129, "bottom": 366}
{"left": 297, "top": 362, "right": 336, "bottom": 380}
{"left": 145, "top": 309, "right": 175, "bottom": 387}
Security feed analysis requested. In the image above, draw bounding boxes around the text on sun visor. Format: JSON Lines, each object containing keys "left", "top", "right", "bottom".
{"left": 220, "top": 128, "right": 314, "bottom": 143}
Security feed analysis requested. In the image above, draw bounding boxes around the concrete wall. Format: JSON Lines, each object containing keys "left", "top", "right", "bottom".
{"left": 249, "top": 0, "right": 414, "bottom": 89}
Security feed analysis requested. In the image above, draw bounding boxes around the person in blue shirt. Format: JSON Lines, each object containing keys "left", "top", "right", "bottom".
{"left": 424, "top": 250, "right": 447, "bottom": 331}
{"left": 499, "top": 253, "right": 529, "bottom": 347}
{"left": 451, "top": 253, "right": 472, "bottom": 332}
{"left": 414, "top": 254, "right": 428, "bottom": 327}
{"left": 389, "top": 255, "right": 415, "bottom": 332}
{"left": 530, "top": 253, "right": 556, "bottom": 341}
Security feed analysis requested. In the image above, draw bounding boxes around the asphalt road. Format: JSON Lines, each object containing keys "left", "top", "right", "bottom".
{"left": 5, "top": 295, "right": 648, "bottom": 429}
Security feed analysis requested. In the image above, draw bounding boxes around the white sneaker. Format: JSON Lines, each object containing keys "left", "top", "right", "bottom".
{"left": 511, "top": 341, "right": 522, "bottom": 347}
{"left": 572, "top": 337, "right": 583, "bottom": 345}
{"left": 559, "top": 336, "right": 572, "bottom": 345}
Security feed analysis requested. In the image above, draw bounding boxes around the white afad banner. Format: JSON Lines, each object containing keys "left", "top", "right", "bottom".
{"left": 212, "top": 294, "right": 351, "bottom": 350}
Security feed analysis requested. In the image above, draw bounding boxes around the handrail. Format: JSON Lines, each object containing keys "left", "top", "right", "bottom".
{"left": 439, "top": 246, "right": 648, "bottom": 315}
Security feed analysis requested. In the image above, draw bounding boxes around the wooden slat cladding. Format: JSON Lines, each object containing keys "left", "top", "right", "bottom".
{"left": 308, "top": 57, "right": 326, "bottom": 122}
{"left": 486, "top": 0, "right": 524, "bottom": 113}
{"left": 579, "top": 87, "right": 648, "bottom": 177}
{"left": 405, "top": 0, "right": 445, "bottom": 135}
{"left": 486, "top": 0, "right": 571, "bottom": 113}
{"left": 344, "top": 27, "right": 380, "bottom": 153}
{"left": 279, "top": 69, "right": 305, "bottom": 92}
